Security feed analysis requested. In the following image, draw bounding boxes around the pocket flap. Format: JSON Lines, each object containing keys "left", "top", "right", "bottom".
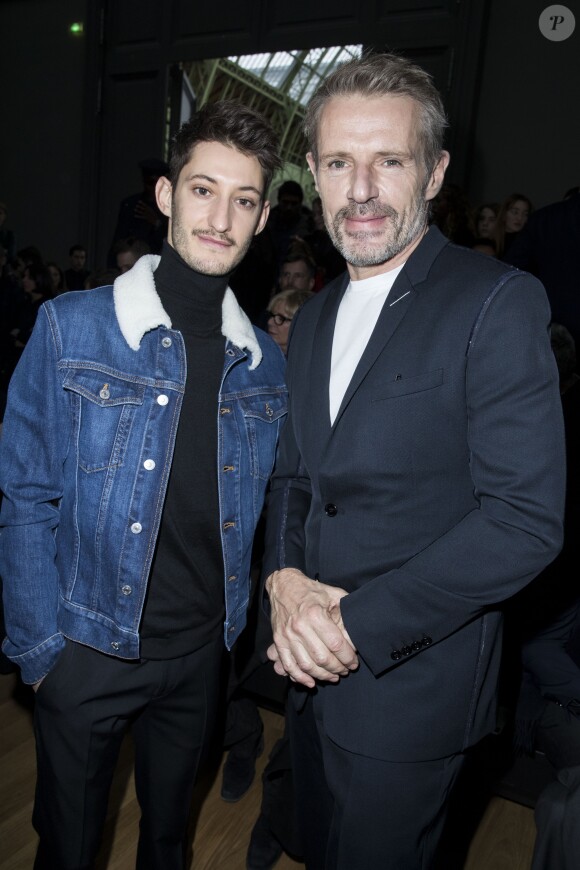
{"left": 63, "top": 370, "right": 145, "bottom": 406}
{"left": 372, "top": 368, "right": 444, "bottom": 401}
{"left": 239, "top": 393, "right": 287, "bottom": 423}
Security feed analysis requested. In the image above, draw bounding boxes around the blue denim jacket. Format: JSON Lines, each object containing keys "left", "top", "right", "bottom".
{"left": 0, "top": 255, "right": 287, "bottom": 684}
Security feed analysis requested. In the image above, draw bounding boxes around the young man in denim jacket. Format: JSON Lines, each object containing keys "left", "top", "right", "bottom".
{"left": 0, "top": 101, "right": 287, "bottom": 869}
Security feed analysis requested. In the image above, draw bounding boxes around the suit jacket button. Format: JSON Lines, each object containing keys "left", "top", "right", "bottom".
{"left": 324, "top": 503, "right": 338, "bottom": 517}
{"left": 401, "top": 646, "right": 412, "bottom": 656}
{"left": 421, "top": 636, "right": 433, "bottom": 646}
{"left": 390, "top": 650, "right": 402, "bottom": 661}
{"left": 411, "top": 641, "right": 422, "bottom": 652}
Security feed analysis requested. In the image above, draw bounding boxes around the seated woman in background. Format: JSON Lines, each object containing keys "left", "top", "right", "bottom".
{"left": 4, "top": 263, "right": 53, "bottom": 380}
{"left": 46, "top": 261, "right": 66, "bottom": 296}
{"left": 430, "top": 182, "right": 475, "bottom": 247}
{"left": 16, "top": 263, "right": 54, "bottom": 343}
{"left": 495, "top": 192, "right": 533, "bottom": 259}
{"left": 474, "top": 202, "right": 499, "bottom": 239}
{"left": 267, "top": 288, "right": 314, "bottom": 356}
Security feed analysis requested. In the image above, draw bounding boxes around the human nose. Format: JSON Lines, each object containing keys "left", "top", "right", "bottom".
{"left": 208, "top": 196, "right": 232, "bottom": 234}
{"left": 348, "top": 163, "right": 379, "bottom": 203}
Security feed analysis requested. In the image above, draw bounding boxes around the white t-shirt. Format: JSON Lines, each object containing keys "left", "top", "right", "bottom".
{"left": 329, "top": 265, "right": 404, "bottom": 424}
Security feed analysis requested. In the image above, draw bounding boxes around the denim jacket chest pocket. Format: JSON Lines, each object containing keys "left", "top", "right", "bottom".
{"left": 238, "top": 393, "right": 287, "bottom": 480}
{"left": 63, "top": 369, "right": 146, "bottom": 473}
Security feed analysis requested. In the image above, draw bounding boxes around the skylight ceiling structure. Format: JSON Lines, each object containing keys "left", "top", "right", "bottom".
{"left": 184, "top": 45, "right": 362, "bottom": 171}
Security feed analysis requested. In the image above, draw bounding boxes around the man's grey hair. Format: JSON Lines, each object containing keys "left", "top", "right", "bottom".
{"left": 304, "top": 52, "right": 448, "bottom": 177}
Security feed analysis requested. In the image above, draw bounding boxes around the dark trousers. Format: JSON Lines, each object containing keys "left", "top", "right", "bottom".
{"left": 536, "top": 698, "right": 580, "bottom": 769}
{"left": 532, "top": 701, "right": 580, "bottom": 870}
{"left": 288, "top": 693, "right": 464, "bottom": 870}
{"left": 32, "top": 637, "right": 223, "bottom": 870}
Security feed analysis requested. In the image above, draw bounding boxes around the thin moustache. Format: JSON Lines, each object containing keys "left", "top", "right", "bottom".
{"left": 192, "top": 229, "right": 236, "bottom": 246}
{"left": 338, "top": 204, "right": 398, "bottom": 221}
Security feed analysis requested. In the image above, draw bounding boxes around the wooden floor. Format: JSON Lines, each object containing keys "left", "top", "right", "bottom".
{"left": 0, "top": 672, "right": 537, "bottom": 869}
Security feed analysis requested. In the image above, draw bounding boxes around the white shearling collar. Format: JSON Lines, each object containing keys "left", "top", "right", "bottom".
{"left": 113, "top": 253, "right": 262, "bottom": 370}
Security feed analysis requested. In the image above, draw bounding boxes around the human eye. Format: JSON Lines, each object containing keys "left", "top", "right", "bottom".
{"left": 327, "top": 158, "right": 348, "bottom": 170}
{"left": 383, "top": 158, "right": 402, "bottom": 167}
{"left": 193, "top": 186, "right": 211, "bottom": 197}
{"left": 237, "top": 197, "right": 257, "bottom": 210}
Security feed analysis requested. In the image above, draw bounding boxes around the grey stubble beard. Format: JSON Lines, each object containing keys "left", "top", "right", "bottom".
{"left": 328, "top": 196, "right": 429, "bottom": 268}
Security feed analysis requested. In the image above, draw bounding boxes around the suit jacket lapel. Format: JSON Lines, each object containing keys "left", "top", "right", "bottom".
{"left": 331, "top": 270, "right": 415, "bottom": 429}
{"left": 307, "top": 226, "right": 449, "bottom": 436}
{"left": 308, "top": 274, "right": 349, "bottom": 433}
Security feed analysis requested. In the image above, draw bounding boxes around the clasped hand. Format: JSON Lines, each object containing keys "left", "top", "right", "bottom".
{"left": 266, "top": 568, "right": 359, "bottom": 688}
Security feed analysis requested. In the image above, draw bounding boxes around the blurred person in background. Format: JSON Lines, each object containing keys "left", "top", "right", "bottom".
{"left": 64, "top": 244, "right": 90, "bottom": 290}
{"left": 267, "top": 287, "right": 314, "bottom": 356}
{"left": 474, "top": 202, "right": 498, "bottom": 240}
{"left": 495, "top": 193, "right": 532, "bottom": 259}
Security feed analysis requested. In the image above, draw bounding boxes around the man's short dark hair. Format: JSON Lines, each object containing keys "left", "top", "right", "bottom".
{"left": 69, "top": 244, "right": 86, "bottom": 257}
{"left": 282, "top": 252, "right": 316, "bottom": 279}
{"left": 278, "top": 180, "right": 304, "bottom": 202}
{"left": 304, "top": 52, "right": 448, "bottom": 177}
{"left": 112, "top": 237, "right": 150, "bottom": 257}
{"left": 169, "top": 100, "right": 281, "bottom": 196}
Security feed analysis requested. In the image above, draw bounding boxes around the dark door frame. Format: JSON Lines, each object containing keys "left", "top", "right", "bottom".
{"left": 81, "top": 0, "right": 490, "bottom": 267}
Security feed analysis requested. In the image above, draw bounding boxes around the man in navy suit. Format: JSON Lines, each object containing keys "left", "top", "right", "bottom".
{"left": 504, "top": 191, "right": 580, "bottom": 352}
{"left": 263, "top": 53, "right": 566, "bottom": 869}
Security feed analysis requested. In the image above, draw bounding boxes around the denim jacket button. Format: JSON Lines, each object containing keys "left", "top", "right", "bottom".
{"left": 157, "top": 394, "right": 169, "bottom": 406}
{"left": 130, "top": 522, "right": 142, "bottom": 534}
{"left": 121, "top": 585, "right": 132, "bottom": 595}
{"left": 161, "top": 337, "right": 172, "bottom": 348}
{"left": 143, "top": 459, "right": 156, "bottom": 470}
{"left": 111, "top": 641, "right": 120, "bottom": 650}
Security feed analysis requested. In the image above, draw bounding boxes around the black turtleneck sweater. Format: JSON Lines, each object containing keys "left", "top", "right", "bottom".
{"left": 140, "top": 241, "right": 228, "bottom": 658}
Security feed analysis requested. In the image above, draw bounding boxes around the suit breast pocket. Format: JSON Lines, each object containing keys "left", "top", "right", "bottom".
{"left": 63, "top": 369, "right": 145, "bottom": 473}
{"left": 371, "top": 368, "right": 444, "bottom": 402}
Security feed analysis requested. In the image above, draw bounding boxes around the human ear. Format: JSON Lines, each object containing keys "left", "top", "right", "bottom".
{"left": 306, "top": 153, "right": 320, "bottom": 193}
{"left": 155, "top": 176, "right": 172, "bottom": 216}
{"left": 425, "top": 151, "right": 450, "bottom": 202}
{"left": 254, "top": 200, "right": 271, "bottom": 236}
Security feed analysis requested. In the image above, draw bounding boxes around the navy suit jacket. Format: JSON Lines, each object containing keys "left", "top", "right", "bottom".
{"left": 264, "top": 226, "right": 566, "bottom": 762}
{"left": 504, "top": 193, "right": 580, "bottom": 347}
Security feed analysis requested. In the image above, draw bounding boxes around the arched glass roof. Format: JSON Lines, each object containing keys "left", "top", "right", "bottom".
{"left": 183, "top": 45, "right": 362, "bottom": 187}
{"left": 228, "top": 45, "right": 362, "bottom": 106}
